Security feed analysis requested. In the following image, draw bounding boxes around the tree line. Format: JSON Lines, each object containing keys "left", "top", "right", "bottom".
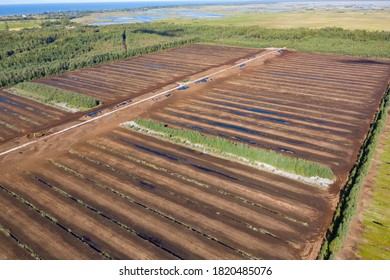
{"left": 318, "top": 87, "right": 390, "bottom": 259}
{"left": 1, "top": 22, "right": 389, "bottom": 88}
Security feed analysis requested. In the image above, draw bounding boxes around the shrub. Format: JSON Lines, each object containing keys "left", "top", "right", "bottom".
{"left": 13, "top": 82, "right": 100, "bottom": 110}
{"left": 130, "top": 118, "right": 334, "bottom": 180}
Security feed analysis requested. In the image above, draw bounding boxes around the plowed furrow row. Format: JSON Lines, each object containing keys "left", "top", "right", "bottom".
{"left": 151, "top": 110, "right": 342, "bottom": 163}
{"left": 0, "top": 187, "right": 101, "bottom": 260}
{"left": 184, "top": 97, "right": 354, "bottom": 138}
{"left": 50, "top": 152, "right": 295, "bottom": 259}
{"left": 167, "top": 102, "right": 350, "bottom": 153}
{"left": 35, "top": 80, "right": 116, "bottom": 102}
{"left": 88, "top": 138, "right": 317, "bottom": 225}
{"left": 111, "top": 129, "right": 323, "bottom": 214}
{"left": 229, "top": 79, "right": 375, "bottom": 105}
{"left": 42, "top": 160, "right": 256, "bottom": 260}
{"left": 257, "top": 64, "right": 387, "bottom": 84}
{"left": 208, "top": 88, "right": 365, "bottom": 124}
{"left": 0, "top": 175, "right": 173, "bottom": 260}
{"left": 72, "top": 143, "right": 306, "bottom": 237}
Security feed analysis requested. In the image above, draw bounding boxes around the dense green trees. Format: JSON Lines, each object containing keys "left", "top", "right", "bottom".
{"left": 1, "top": 22, "right": 389, "bottom": 88}
{"left": 0, "top": 23, "right": 198, "bottom": 87}
{"left": 129, "top": 118, "right": 334, "bottom": 180}
{"left": 318, "top": 87, "right": 390, "bottom": 259}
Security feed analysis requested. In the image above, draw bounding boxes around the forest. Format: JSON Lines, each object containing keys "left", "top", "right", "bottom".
{"left": 0, "top": 21, "right": 389, "bottom": 87}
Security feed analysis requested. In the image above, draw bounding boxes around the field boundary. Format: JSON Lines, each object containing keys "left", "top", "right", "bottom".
{"left": 318, "top": 86, "right": 390, "bottom": 259}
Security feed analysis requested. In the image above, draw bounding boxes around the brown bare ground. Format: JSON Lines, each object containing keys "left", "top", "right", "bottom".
{"left": 0, "top": 188, "right": 102, "bottom": 260}
{"left": 0, "top": 44, "right": 260, "bottom": 145}
{"left": 0, "top": 45, "right": 389, "bottom": 259}
{"left": 0, "top": 231, "right": 34, "bottom": 260}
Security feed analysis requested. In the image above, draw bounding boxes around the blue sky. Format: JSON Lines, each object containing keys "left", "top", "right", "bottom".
{"left": 0, "top": 0, "right": 181, "bottom": 4}
{"left": 0, "top": 0, "right": 248, "bottom": 5}
{"left": 0, "top": 0, "right": 174, "bottom": 4}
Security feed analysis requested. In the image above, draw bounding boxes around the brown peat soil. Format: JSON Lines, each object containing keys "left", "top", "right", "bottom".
{"left": 0, "top": 45, "right": 389, "bottom": 260}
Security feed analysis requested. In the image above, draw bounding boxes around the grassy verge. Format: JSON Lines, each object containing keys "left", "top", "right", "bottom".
{"left": 126, "top": 118, "right": 333, "bottom": 180}
{"left": 9, "top": 82, "right": 101, "bottom": 111}
{"left": 318, "top": 87, "right": 390, "bottom": 259}
{"left": 165, "top": 10, "right": 390, "bottom": 31}
{"left": 358, "top": 117, "right": 390, "bottom": 259}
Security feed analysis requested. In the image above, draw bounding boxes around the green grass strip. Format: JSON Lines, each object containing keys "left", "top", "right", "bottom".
{"left": 12, "top": 82, "right": 100, "bottom": 111}
{"left": 318, "top": 86, "right": 390, "bottom": 259}
{"left": 129, "top": 118, "right": 333, "bottom": 180}
{"left": 358, "top": 127, "right": 390, "bottom": 259}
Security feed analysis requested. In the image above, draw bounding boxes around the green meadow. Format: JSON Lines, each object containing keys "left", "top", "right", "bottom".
{"left": 0, "top": 20, "right": 41, "bottom": 31}
{"left": 358, "top": 123, "right": 390, "bottom": 259}
{"left": 162, "top": 10, "right": 390, "bottom": 32}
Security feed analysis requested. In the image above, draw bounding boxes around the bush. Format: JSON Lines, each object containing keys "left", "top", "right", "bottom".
{"left": 130, "top": 118, "right": 334, "bottom": 179}
{"left": 13, "top": 82, "right": 100, "bottom": 110}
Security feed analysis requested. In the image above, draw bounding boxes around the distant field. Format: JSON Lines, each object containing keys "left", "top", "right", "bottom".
{"left": 358, "top": 120, "right": 390, "bottom": 259}
{"left": 14, "top": 10, "right": 390, "bottom": 32}
{"left": 0, "top": 20, "right": 41, "bottom": 31}
{"left": 74, "top": 9, "right": 390, "bottom": 32}
{"left": 72, "top": 11, "right": 131, "bottom": 25}
{"left": 161, "top": 10, "right": 390, "bottom": 31}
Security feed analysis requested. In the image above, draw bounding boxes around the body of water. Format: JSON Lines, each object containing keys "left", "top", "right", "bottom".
{"left": 0, "top": 1, "right": 388, "bottom": 17}
{"left": 0, "top": 1, "right": 236, "bottom": 16}
{"left": 93, "top": 9, "right": 225, "bottom": 25}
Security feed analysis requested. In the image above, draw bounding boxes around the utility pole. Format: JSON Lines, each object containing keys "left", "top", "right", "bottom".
{"left": 122, "top": 30, "right": 127, "bottom": 54}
